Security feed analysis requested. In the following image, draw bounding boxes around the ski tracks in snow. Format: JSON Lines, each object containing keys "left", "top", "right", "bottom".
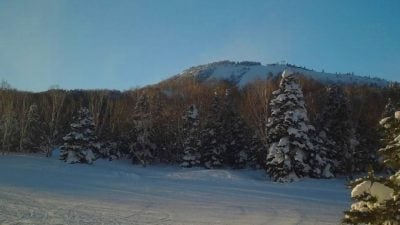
{"left": 0, "top": 155, "right": 349, "bottom": 225}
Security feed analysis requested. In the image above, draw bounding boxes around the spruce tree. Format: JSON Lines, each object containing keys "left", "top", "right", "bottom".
{"left": 382, "top": 97, "right": 396, "bottom": 118}
{"left": 60, "top": 107, "right": 99, "bottom": 164}
{"left": 310, "top": 127, "right": 334, "bottom": 178}
{"left": 380, "top": 111, "right": 400, "bottom": 171}
{"left": 379, "top": 98, "right": 400, "bottom": 143}
{"left": 181, "top": 104, "right": 201, "bottom": 167}
{"left": 222, "top": 89, "right": 251, "bottom": 169}
{"left": 0, "top": 106, "right": 19, "bottom": 153}
{"left": 129, "top": 93, "right": 156, "bottom": 166}
{"left": 201, "top": 92, "right": 224, "bottom": 169}
{"left": 318, "top": 85, "right": 354, "bottom": 176}
{"left": 97, "top": 116, "right": 122, "bottom": 160}
{"left": 265, "top": 70, "right": 326, "bottom": 182}
{"left": 343, "top": 110, "right": 400, "bottom": 224}
{"left": 352, "top": 120, "right": 380, "bottom": 173}
{"left": 21, "top": 104, "right": 46, "bottom": 153}
{"left": 248, "top": 133, "right": 265, "bottom": 169}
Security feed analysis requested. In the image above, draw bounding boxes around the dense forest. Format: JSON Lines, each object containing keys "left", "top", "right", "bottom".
{"left": 0, "top": 73, "right": 399, "bottom": 179}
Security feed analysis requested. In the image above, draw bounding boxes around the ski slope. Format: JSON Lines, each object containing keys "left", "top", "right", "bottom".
{"left": 0, "top": 153, "right": 350, "bottom": 225}
{"left": 178, "top": 61, "right": 389, "bottom": 87}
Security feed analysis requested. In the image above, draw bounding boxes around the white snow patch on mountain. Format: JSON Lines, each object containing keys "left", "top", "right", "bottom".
{"left": 178, "top": 61, "right": 389, "bottom": 87}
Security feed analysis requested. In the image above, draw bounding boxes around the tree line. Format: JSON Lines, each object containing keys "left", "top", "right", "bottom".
{"left": 0, "top": 74, "right": 399, "bottom": 178}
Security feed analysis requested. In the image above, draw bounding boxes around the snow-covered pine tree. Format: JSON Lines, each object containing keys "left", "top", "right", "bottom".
{"left": 352, "top": 120, "right": 380, "bottom": 173}
{"left": 129, "top": 93, "right": 156, "bottom": 166}
{"left": 343, "top": 110, "right": 400, "bottom": 224}
{"left": 222, "top": 89, "right": 251, "bottom": 169}
{"left": 21, "top": 104, "right": 46, "bottom": 153}
{"left": 309, "top": 127, "right": 334, "bottom": 178}
{"left": 318, "top": 85, "right": 354, "bottom": 176}
{"left": 380, "top": 98, "right": 400, "bottom": 143}
{"left": 200, "top": 92, "right": 224, "bottom": 169}
{"left": 380, "top": 111, "right": 400, "bottom": 171}
{"left": 60, "top": 107, "right": 99, "bottom": 164}
{"left": 265, "top": 70, "right": 326, "bottom": 182}
{"left": 382, "top": 97, "right": 396, "bottom": 118}
{"left": 181, "top": 104, "right": 201, "bottom": 167}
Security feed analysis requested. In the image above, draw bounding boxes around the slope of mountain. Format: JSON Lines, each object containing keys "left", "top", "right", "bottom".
{"left": 173, "top": 61, "right": 389, "bottom": 87}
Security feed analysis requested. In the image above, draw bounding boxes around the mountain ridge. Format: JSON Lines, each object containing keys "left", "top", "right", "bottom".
{"left": 168, "top": 60, "right": 390, "bottom": 87}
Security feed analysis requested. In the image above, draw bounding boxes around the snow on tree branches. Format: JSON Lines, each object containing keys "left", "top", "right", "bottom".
{"left": 343, "top": 110, "right": 400, "bottom": 224}
{"left": 181, "top": 104, "right": 201, "bottom": 167}
{"left": 201, "top": 92, "right": 225, "bottom": 169}
{"left": 129, "top": 93, "right": 156, "bottom": 166}
{"left": 265, "top": 70, "right": 328, "bottom": 182}
{"left": 60, "top": 107, "right": 99, "bottom": 164}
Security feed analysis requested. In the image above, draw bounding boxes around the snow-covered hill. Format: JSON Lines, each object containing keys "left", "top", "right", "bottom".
{"left": 176, "top": 61, "right": 389, "bottom": 87}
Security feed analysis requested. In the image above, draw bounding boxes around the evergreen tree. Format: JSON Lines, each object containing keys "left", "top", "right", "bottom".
{"left": 310, "top": 127, "right": 334, "bottom": 178}
{"left": 97, "top": 115, "right": 122, "bottom": 160}
{"left": 222, "top": 89, "right": 251, "bottom": 169}
{"left": 247, "top": 132, "right": 265, "bottom": 169}
{"left": 265, "top": 70, "right": 326, "bottom": 182}
{"left": 352, "top": 120, "right": 380, "bottom": 173}
{"left": 0, "top": 105, "right": 19, "bottom": 153}
{"left": 382, "top": 97, "right": 396, "bottom": 118}
{"left": 318, "top": 85, "right": 354, "bottom": 176}
{"left": 380, "top": 111, "right": 400, "bottom": 171}
{"left": 129, "top": 93, "right": 156, "bottom": 166}
{"left": 343, "top": 110, "right": 400, "bottom": 224}
{"left": 21, "top": 104, "right": 46, "bottom": 153}
{"left": 200, "top": 92, "right": 224, "bottom": 169}
{"left": 181, "top": 104, "right": 201, "bottom": 167}
{"left": 60, "top": 107, "right": 99, "bottom": 164}
{"left": 380, "top": 99, "right": 400, "bottom": 143}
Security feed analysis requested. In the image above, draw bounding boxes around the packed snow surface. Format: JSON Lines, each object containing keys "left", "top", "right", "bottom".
{"left": 0, "top": 153, "right": 349, "bottom": 225}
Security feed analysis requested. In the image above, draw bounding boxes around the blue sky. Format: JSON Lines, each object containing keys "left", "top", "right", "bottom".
{"left": 0, "top": 0, "right": 399, "bottom": 91}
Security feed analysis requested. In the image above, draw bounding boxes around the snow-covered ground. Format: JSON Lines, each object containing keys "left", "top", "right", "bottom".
{"left": 0, "top": 153, "right": 350, "bottom": 225}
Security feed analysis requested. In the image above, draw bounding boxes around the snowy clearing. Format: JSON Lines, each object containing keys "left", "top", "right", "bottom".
{"left": 0, "top": 154, "right": 349, "bottom": 225}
